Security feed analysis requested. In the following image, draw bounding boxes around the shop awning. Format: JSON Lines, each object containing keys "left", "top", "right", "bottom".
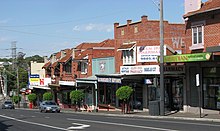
{"left": 117, "top": 43, "right": 136, "bottom": 51}
{"left": 29, "top": 85, "right": 51, "bottom": 90}
{"left": 162, "top": 52, "right": 212, "bottom": 63}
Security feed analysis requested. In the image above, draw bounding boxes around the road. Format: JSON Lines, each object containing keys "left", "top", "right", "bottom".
{"left": 0, "top": 108, "right": 220, "bottom": 131}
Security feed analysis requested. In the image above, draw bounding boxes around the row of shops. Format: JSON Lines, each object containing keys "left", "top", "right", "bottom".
{"left": 29, "top": 52, "right": 220, "bottom": 114}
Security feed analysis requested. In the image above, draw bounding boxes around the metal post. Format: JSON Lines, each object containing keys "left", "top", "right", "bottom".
{"left": 159, "top": 0, "right": 165, "bottom": 116}
{"left": 95, "top": 83, "right": 98, "bottom": 112}
{"left": 3, "top": 68, "right": 7, "bottom": 98}
{"left": 16, "top": 66, "right": 20, "bottom": 108}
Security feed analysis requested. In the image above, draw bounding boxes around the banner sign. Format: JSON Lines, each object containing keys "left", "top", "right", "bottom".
{"left": 120, "top": 65, "right": 160, "bottom": 75}
{"left": 163, "top": 53, "right": 211, "bottom": 63}
{"left": 137, "top": 46, "right": 166, "bottom": 62}
{"left": 29, "top": 74, "right": 40, "bottom": 86}
{"left": 97, "top": 77, "right": 121, "bottom": 84}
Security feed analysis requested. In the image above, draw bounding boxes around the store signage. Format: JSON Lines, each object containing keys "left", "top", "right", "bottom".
{"left": 137, "top": 46, "right": 166, "bottom": 62}
{"left": 29, "top": 74, "right": 40, "bottom": 86}
{"left": 59, "top": 81, "right": 75, "bottom": 86}
{"left": 163, "top": 53, "right": 211, "bottom": 63}
{"left": 164, "top": 65, "right": 185, "bottom": 74}
{"left": 120, "top": 65, "right": 160, "bottom": 75}
{"left": 97, "top": 77, "right": 121, "bottom": 84}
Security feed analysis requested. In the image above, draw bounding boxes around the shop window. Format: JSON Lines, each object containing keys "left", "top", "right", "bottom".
{"left": 203, "top": 67, "right": 220, "bottom": 110}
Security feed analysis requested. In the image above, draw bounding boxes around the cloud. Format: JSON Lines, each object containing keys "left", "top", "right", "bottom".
{"left": 72, "top": 23, "right": 113, "bottom": 32}
{"left": 0, "top": 37, "right": 8, "bottom": 43}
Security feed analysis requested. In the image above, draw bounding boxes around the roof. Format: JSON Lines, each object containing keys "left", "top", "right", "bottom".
{"left": 42, "top": 62, "right": 51, "bottom": 69}
{"left": 75, "top": 42, "right": 99, "bottom": 50}
{"left": 74, "top": 49, "right": 89, "bottom": 60}
{"left": 117, "top": 43, "right": 136, "bottom": 51}
{"left": 184, "top": 0, "right": 220, "bottom": 18}
{"left": 58, "top": 49, "right": 72, "bottom": 63}
{"left": 51, "top": 62, "right": 59, "bottom": 68}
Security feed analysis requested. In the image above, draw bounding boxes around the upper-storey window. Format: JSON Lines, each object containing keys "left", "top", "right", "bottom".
{"left": 121, "top": 29, "right": 124, "bottom": 36}
{"left": 118, "top": 42, "right": 136, "bottom": 65}
{"left": 190, "top": 21, "right": 205, "bottom": 50}
{"left": 134, "top": 26, "right": 138, "bottom": 33}
{"left": 63, "top": 60, "right": 71, "bottom": 74}
{"left": 80, "top": 62, "right": 88, "bottom": 74}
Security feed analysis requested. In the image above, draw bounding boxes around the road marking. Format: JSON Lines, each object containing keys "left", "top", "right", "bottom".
{"left": 106, "top": 117, "right": 220, "bottom": 127}
{"left": 67, "top": 123, "right": 90, "bottom": 130}
{"left": 45, "top": 116, "right": 50, "bottom": 119}
{"left": 67, "top": 118, "right": 178, "bottom": 131}
{"left": 31, "top": 116, "right": 36, "bottom": 118}
{"left": 0, "top": 115, "right": 68, "bottom": 131}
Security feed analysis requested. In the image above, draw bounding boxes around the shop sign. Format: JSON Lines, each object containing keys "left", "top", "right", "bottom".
{"left": 164, "top": 65, "right": 185, "bottom": 74}
{"left": 29, "top": 74, "right": 40, "bottom": 86}
{"left": 163, "top": 53, "right": 211, "bottom": 63}
{"left": 59, "top": 81, "right": 75, "bottom": 86}
{"left": 97, "top": 77, "right": 121, "bottom": 84}
{"left": 120, "top": 65, "right": 160, "bottom": 75}
{"left": 137, "top": 46, "right": 166, "bottom": 62}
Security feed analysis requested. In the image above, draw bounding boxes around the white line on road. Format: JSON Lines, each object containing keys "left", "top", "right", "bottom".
{"left": 0, "top": 115, "right": 68, "bottom": 131}
{"left": 67, "top": 118, "right": 178, "bottom": 131}
{"left": 67, "top": 123, "right": 90, "bottom": 130}
{"left": 106, "top": 117, "right": 220, "bottom": 127}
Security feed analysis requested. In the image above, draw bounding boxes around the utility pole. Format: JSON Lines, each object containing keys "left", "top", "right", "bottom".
{"left": 159, "top": 0, "right": 165, "bottom": 116}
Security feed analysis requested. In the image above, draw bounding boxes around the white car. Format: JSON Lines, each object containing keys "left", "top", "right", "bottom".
{"left": 39, "top": 101, "right": 60, "bottom": 113}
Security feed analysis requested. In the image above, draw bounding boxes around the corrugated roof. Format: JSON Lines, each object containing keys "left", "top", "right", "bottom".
{"left": 184, "top": 0, "right": 220, "bottom": 18}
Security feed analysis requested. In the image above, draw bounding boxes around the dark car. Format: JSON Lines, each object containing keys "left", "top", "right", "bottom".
{"left": 39, "top": 101, "right": 61, "bottom": 113}
{"left": 2, "top": 100, "right": 15, "bottom": 109}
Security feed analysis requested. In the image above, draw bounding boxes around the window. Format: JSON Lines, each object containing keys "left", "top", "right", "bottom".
{"left": 190, "top": 23, "right": 204, "bottom": 50}
{"left": 81, "top": 62, "right": 88, "bottom": 74}
{"left": 134, "top": 26, "right": 138, "bottom": 33}
{"left": 121, "top": 29, "right": 124, "bottom": 36}
{"left": 63, "top": 61, "right": 71, "bottom": 73}
{"left": 122, "top": 47, "right": 136, "bottom": 65}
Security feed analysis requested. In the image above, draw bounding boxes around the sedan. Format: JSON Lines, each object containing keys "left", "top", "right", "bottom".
{"left": 2, "top": 100, "right": 15, "bottom": 109}
{"left": 39, "top": 101, "right": 61, "bottom": 113}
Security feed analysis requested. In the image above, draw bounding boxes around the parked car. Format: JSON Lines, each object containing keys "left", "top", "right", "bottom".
{"left": 2, "top": 100, "right": 15, "bottom": 109}
{"left": 39, "top": 101, "right": 60, "bottom": 113}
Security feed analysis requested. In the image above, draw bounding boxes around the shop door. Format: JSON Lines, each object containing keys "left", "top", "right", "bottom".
{"left": 165, "top": 77, "right": 183, "bottom": 111}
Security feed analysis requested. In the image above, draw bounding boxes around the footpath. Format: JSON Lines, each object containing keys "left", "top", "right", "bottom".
{"left": 60, "top": 108, "right": 220, "bottom": 123}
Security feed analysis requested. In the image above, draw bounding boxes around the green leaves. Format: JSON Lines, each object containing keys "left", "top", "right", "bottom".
{"left": 116, "top": 86, "right": 133, "bottom": 102}
{"left": 43, "top": 92, "right": 53, "bottom": 101}
{"left": 70, "top": 90, "right": 85, "bottom": 103}
{"left": 12, "top": 95, "right": 21, "bottom": 104}
{"left": 28, "top": 93, "right": 37, "bottom": 102}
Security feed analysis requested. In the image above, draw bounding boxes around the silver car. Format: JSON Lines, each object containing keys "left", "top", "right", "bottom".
{"left": 2, "top": 100, "right": 15, "bottom": 109}
{"left": 39, "top": 101, "right": 61, "bottom": 113}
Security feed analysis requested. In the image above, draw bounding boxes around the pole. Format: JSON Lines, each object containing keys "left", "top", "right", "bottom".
{"left": 159, "top": 0, "right": 165, "bottom": 116}
{"left": 16, "top": 65, "right": 20, "bottom": 108}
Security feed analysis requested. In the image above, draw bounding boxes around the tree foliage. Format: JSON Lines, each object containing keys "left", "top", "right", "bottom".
{"left": 12, "top": 95, "right": 21, "bottom": 104}
{"left": 116, "top": 86, "right": 133, "bottom": 102}
{"left": 28, "top": 93, "right": 37, "bottom": 102}
{"left": 43, "top": 92, "right": 53, "bottom": 101}
{"left": 70, "top": 90, "right": 85, "bottom": 103}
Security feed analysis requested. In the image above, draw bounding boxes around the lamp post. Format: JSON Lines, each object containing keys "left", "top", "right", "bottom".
{"left": 159, "top": 0, "right": 165, "bottom": 116}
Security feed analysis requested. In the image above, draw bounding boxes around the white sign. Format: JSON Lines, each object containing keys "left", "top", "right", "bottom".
{"left": 137, "top": 46, "right": 166, "bottom": 62}
{"left": 196, "top": 74, "right": 200, "bottom": 87}
{"left": 120, "top": 65, "right": 160, "bottom": 75}
{"left": 59, "top": 81, "right": 75, "bottom": 86}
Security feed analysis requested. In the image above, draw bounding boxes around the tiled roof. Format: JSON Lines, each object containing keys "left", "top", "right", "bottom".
{"left": 51, "top": 62, "right": 59, "bottom": 68}
{"left": 74, "top": 49, "right": 89, "bottom": 60}
{"left": 97, "top": 39, "right": 115, "bottom": 47}
{"left": 184, "top": 0, "right": 220, "bottom": 18}
{"left": 42, "top": 62, "right": 51, "bottom": 69}
{"left": 59, "top": 49, "right": 72, "bottom": 63}
{"left": 117, "top": 43, "right": 136, "bottom": 50}
{"left": 75, "top": 42, "right": 99, "bottom": 50}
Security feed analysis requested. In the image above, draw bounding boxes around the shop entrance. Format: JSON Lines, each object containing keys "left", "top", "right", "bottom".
{"left": 165, "top": 76, "right": 183, "bottom": 111}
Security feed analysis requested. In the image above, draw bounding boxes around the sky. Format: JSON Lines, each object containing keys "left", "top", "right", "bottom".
{"left": 0, "top": 0, "right": 206, "bottom": 58}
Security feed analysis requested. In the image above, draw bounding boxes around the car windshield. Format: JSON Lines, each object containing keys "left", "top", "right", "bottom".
{"left": 45, "top": 102, "right": 56, "bottom": 105}
{"left": 5, "top": 101, "right": 12, "bottom": 104}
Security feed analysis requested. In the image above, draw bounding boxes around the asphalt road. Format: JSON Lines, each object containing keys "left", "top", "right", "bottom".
{"left": 0, "top": 108, "right": 220, "bottom": 131}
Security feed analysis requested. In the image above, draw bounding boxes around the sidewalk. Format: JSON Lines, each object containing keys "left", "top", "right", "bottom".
{"left": 61, "top": 108, "right": 220, "bottom": 122}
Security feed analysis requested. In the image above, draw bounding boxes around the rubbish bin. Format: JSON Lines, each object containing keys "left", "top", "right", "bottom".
{"left": 149, "top": 100, "right": 160, "bottom": 116}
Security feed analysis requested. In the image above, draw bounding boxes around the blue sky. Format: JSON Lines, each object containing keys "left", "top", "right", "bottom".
{"left": 0, "top": 0, "right": 203, "bottom": 57}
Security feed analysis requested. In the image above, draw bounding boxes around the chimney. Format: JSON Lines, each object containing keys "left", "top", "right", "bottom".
{"left": 141, "top": 15, "right": 148, "bottom": 22}
{"left": 114, "top": 22, "right": 119, "bottom": 28}
{"left": 60, "top": 50, "right": 66, "bottom": 59}
{"left": 127, "top": 20, "right": 132, "bottom": 25}
{"left": 51, "top": 53, "right": 56, "bottom": 64}
{"left": 72, "top": 48, "right": 75, "bottom": 58}
{"left": 184, "top": 0, "right": 202, "bottom": 14}
{"left": 43, "top": 56, "right": 48, "bottom": 63}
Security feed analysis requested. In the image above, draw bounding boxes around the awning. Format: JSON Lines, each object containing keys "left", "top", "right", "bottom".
{"left": 117, "top": 43, "right": 136, "bottom": 51}
{"left": 29, "top": 86, "right": 51, "bottom": 90}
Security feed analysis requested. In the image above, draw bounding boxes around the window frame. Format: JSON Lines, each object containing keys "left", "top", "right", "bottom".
{"left": 122, "top": 46, "right": 136, "bottom": 65}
